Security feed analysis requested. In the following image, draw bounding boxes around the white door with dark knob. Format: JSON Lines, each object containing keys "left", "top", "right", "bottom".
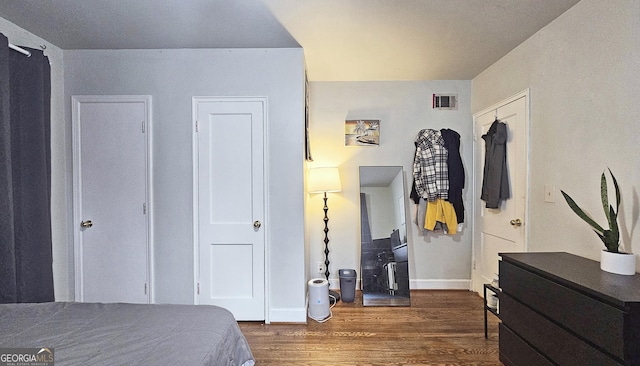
{"left": 473, "top": 91, "right": 529, "bottom": 293}
{"left": 193, "top": 97, "right": 266, "bottom": 321}
{"left": 73, "top": 95, "right": 151, "bottom": 304}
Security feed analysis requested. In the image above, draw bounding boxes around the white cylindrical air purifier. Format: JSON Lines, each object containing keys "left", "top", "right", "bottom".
{"left": 308, "top": 278, "right": 330, "bottom": 321}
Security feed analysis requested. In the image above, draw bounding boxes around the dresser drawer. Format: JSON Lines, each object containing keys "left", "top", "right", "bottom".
{"left": 500, "top": 260, "right": 625, "bottom": 359}
{"left": 501, "top": 293, "right": 622, "bottom": 366}
{"left": 499, "top": 323, "right": 554, "bottom": 366}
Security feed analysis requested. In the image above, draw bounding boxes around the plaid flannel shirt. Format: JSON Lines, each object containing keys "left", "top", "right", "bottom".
{"left": 413, "top": 129, "right": 449, "bottom": 201}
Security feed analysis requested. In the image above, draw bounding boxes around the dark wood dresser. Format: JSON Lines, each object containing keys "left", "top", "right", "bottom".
{"left": 499, "top": 252, "right": 640, "bottom": 366}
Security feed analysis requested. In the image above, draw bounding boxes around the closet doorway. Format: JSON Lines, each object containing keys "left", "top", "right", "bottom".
{"left": 192, "top": 97, "right": 266, "bottom": 321}
{"left": 72, "top": 95, "right": 152, "bottom": 304}
{"left": 472, "top": 90, "right": 529, "bottom": 294}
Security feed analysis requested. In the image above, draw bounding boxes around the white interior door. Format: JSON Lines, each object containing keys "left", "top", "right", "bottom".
{"left": 194, "top": 97, "right": 266, "bottom": 321}
{"left": 72, "top": 95, "right": 151, "bottom": 304}
{"left": 472, "top": 91, "right": 529, "bottom": 293}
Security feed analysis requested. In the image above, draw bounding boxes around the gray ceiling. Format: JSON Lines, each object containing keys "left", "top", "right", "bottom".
{"left": 0, "top": 0, "right": 581, "bottom": 81}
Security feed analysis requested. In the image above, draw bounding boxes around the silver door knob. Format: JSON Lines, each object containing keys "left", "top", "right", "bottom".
{"left": 253, "top": 221, "right": 262, "bottom": 229}
{"left": 510, "top": 219, "right": 522, "bottom": 227}
{"left": 81, "top": 220, "right": 93, "bottom": 228}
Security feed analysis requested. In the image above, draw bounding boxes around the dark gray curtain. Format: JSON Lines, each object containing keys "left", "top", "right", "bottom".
{"left": 0, "top": 34, "right": 54, "bottom": 303}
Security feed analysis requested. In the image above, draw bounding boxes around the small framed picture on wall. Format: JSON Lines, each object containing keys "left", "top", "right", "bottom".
{"left": 345, "top": 119, "right": 380, "bottom": 146}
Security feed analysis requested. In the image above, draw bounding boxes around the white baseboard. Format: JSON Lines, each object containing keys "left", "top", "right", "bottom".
{"left": 268, "top": 307, "right": 307, "bottom": 323}
{"left": 410, "top": 279, "right": 471, "bottom": 290}
{"left": 328, "top": 279, "right": 340, "bottom": 290}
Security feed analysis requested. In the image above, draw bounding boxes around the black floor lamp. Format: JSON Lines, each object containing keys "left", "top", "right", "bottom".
{"left": 308, "top": 166, "right": 342, "bottom": 303}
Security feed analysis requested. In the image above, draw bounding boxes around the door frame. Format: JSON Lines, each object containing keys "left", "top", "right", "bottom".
{"left": 471, "top": 89, "right": 530, "bottom": 294}
{"left": 191, "top": 96, "right": 270, "bottom": 322}
{"left": 72, "top": 95, "right": 154, "bottom": 302}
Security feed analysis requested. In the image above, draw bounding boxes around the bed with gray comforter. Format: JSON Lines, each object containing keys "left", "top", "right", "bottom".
{"left": 0, "top": 302, "right": 254, "bottom": 366}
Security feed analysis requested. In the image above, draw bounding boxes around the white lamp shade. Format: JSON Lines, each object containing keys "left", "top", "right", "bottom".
{"left": 308, "top": 167, "right": 342, "bottom": 193}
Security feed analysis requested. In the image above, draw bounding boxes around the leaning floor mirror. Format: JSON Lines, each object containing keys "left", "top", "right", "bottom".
{"left": 359, "top": 166, "right": 411, "bottom": 306}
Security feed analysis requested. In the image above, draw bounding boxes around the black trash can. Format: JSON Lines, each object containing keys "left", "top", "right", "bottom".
{"left": 339, "top": 269, "right": 357, "bottom": 303}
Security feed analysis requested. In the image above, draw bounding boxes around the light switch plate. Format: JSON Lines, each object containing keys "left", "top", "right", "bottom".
{"left": 544, "top": 185, "right": 555, "bottom": 203}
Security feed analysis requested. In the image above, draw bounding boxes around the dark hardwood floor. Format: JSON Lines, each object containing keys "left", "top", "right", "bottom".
{"left": 239, "top": 290, "right": 501, "bottom": 365}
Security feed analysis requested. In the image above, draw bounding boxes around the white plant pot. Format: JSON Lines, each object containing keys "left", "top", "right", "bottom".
{"left": 600, "top": 250, "right": 637, "bottom": 275}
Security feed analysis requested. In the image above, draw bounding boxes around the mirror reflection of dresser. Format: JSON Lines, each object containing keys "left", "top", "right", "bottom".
{"left": 359, "top": 166, "right": 411, "bottom": 306}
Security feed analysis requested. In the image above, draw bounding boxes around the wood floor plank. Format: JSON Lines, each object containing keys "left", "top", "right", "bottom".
{"left": 239, "top": 290, "right": 502, "bottom": 365}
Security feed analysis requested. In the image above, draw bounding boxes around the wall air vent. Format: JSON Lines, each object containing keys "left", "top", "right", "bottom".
{"left": 432, "top": 94, "right": 458, "bottom": 110}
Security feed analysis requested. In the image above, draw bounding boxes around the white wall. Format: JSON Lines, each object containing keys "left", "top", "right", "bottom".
{"left": 307, "top": 81, "right": 473, "bottom": 289}
{"left": 64, "top": 48, "right": 307, "bottom": 321}
{"left": 0, "top": 18, "right": 71, "bottom": 301}
{"left": 472, "top": 0, "right": 640, "bottom": 269}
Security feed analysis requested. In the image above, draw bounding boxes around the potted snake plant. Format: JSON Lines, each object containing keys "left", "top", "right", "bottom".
{"left": 561, "top": 169, "right": 636, "bottom": 275}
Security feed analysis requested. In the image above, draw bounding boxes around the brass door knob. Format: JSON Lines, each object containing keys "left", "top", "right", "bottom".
{"left": 81, "top": 220, "right": 93, "bottom": 228}
{"left": 510, "top": 219, "right": 522, "bottom": 227}
{"left": 253, "top": 221, "right": 262, "bottom": 229}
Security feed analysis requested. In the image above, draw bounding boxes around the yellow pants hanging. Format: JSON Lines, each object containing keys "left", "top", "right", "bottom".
{"left": 425, "top": 199, "right": 458, "bottom": 234}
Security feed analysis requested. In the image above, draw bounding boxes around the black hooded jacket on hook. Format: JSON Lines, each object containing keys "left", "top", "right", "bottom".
{"left": 481, "top": 120, "right": 510, "bottom": 209}
{"left": 440, "top": 128, "right": 465, "bottom": 223}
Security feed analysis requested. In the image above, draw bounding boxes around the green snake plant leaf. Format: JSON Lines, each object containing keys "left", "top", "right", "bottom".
{"left": 608, "top": 205, "right": 620, "bottom": 250}
{"left": 561, "top": 190, "right": 605, "bottom": 234}
{"left": 601, "top": 172, "right": 609, "bottom": 224}
{"left": 602, "top": 227, "right": 620, "bottom": 252}
{"left": 610, "top": 168, "right": 621, "bottom": 214}
{"left": 602, "top": 170, "right": 621, "bottom": 249}
{"left": 597, "top": 231, "right": 620, "bottom": 252}
{"left": 562, "top": 169, "right": 621, "bottom": 252}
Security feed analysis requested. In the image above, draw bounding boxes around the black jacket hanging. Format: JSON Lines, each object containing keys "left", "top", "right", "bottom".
{"left": 481, "top": 120, "right": 510, "bottom": 209}
{"left": 441, "top": 128, "right": 465, "bottom": 223}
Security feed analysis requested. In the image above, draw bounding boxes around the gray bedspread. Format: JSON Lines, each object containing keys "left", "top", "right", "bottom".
{"left": 0, "top": 302, "right": 254, "bottom": 366}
